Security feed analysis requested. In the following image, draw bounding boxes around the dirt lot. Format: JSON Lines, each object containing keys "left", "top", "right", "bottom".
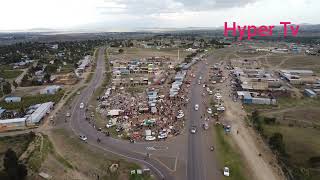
{"left": 259, "top": 54, "right": 320, "bottom": 74}
{"left": 45, "top": 128, "right": 152, "bottom": 180}
{"left": 111, "top": 47, "right": 190, "bottom": 62}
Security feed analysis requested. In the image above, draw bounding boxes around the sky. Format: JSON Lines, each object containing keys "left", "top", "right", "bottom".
{"left": 0, "top": 0, "right": 319, "bottom": 31}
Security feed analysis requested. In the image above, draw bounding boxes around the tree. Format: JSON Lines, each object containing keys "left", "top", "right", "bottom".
{"left": 44, "top": 64, "right": 58, "bottom": 74}
{"left": 3, "top": 148, "right": 28, "bottom": 180}
{"left": 269, "top": 133, "right": 286, "bottom": 156}
{"left": 2, "top": 82, "right": 12, "bottom": 94}
{"left": 12, "top": 81, "right": 18, "bottom": 89}
{"left": 44, "top": 73, "right": 51, "bottom": 83}
{"left": 118, "top": 49, "right": 124, "bottom": 54}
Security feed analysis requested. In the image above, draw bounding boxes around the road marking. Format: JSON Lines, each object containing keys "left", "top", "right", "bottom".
{"left": 174, "top": 153, "right": 179, "bottom": 172}
{"left": 146, "top": 146, "right": 169, "bottom": 151}
{"left": 146, "top": 147, "right": 156, "bottom": 151}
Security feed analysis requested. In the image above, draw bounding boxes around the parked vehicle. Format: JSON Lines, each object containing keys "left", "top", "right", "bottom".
{"left": 106, "top": 121, "right": 115, "bottom": 128}
{"left": 79, "top": 135, "right": 87, "bottom": 141}
{"left": 145, "top": 136, "right": 156, "bottom": 141}
{"left": 225, "top": 125, "right": 231, "bottom": 133}
{"left": 223, "top": 167, "right": 230, "bottom": 177}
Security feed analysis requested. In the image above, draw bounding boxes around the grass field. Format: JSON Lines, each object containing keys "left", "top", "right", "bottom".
{"left": 214, "top": 126, "right": 247, "bottom": 180}
{"left": 50, "top": 128, "right": 152, "bottom": 180}
{"left": 263, "top": 124, "right": 320, "bottom": 179}
{"left": 0, "top": 90, "right": 64, "bottom": 110}
{"left": 259, "top": 54, "right": 320, "bottom": 74}
{"left": 0, "top": 70, "right": 23, "bottom": 79}
{"left": 244, "top": 97, "right": 320, "bottom": 113}
{"left": 110, "top": 47, "right": 190, "bottom": 62}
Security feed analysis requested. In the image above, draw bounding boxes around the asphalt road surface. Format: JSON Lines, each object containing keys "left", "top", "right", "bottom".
{"left": 186, "top": 59, "right": 221, "bottom": 180}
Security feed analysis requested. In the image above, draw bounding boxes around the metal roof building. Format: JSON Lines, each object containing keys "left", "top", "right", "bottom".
{"left": 26, "top": 102, "right": 54, "bottom": 123}
{"left": 4, "top": 96, "right": 22, "bottom": 103}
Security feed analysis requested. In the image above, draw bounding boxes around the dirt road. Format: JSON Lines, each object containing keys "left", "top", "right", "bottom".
{"left": 217, "top": 65, "right": 284, "bottom": 180}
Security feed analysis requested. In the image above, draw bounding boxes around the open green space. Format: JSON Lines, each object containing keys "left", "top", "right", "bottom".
{"left": 0, "top": 90, "right": 64, "bottom": 110}
{"left": 248, "top": 109, "right": 320, "bottom": 180}
{"left": 51, "top": 128, "right": 152, "bottom": 180}
{"left": 214, "top": 126, "right": 247, "bottom": 180}
{"left": 0, "top": 70, "right": 23, "bottom": 79}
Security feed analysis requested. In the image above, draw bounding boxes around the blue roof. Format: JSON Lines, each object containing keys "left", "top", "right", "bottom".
{"left": 0, "top": 109, "right": 6, "bottom": 115}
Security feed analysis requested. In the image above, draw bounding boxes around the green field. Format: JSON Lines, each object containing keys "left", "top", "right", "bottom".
{"left": 263, "top": 124, "right": 320, "bottom": 180}
{"left": 51, "top": 128, "right": 152, "bottom": 180}
{"left": 0, "top": 90, "right": 64, "bottom": 110}
{"left": 0, "top": 70, "right": 23, "bottom": 79}
{"left": 214, "top": 126, "right": 247, "bottom": 180}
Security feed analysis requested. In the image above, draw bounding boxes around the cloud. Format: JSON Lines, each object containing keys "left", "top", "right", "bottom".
{"left": 98, "top": 0, "right": 257, "bottom": 15}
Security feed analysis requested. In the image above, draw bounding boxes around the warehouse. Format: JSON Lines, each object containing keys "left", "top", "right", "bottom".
{"left": 0, "top": 118, "right": 27, "bottom": 131}
{"left": 237, "top": 91, "right": 276, "bottom": 105}
{"left": 26, "top": 102, "right": 54, "bottom": 124}
{"left": 40, "top": 85, "right": 61, "bottom": 95}
{"left": 304, "top": 89, "right": 317, "bottom": 98}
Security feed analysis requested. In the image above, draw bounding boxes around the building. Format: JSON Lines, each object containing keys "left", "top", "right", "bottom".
{"left": 237, "top": 91, "right": 276, "bottom": 105}
{"left": 279, "top": 70, "right": 316, "bottom": 85}
{"left": 0, "top": 108, "right": 6, "bottom": 117}
{"left": 4, "top": 96, "right": 22, "bottom": 103}
{"left": 26, "top": 102, "right": 54, "bottom": 124}
{"left": 0, "top": 118, "right": 27, "bottom": 130}
{"left": 40, "top": 85, "right": 61, "bottom": 95}
{"left": 304, "top": 89, "right": 317, "bottom": 98}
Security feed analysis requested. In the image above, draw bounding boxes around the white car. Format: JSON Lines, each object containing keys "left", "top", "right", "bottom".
{"left": 207, "top": 108, "right": 212, "bottom": 114}
{"left": 199, "top": 76, "right": 202, "bottom": 80}
{"left": 79, "top": 135, "right": 87, "bottom": 141}
{"left": 158, "top": 133, "right": 168, "bottom": 139}
{"left": 145, "top": 136, "right": 156, "bottom": 141}
{"left": 194, "top": 104, "right": 199, "bottom": 111}
{"left": 66, "top": 112, "right": 71, "bottom": 117}
{"left": 176, "top": 113, "right": 184, "bottom": 119}
{"left": 80, "top": 102, "right": 84, "bottom": 109}
{"left": 223, "top": 167, "right": 230, "bottom": 177}
{"left": 217, "top": 106, "right": 225, "bottom": 111}
{"left": 190, "top": 126, "right": 197, "bottom": 134}
{"left": 106, "top": 122, "right": 115, "bottom": 128}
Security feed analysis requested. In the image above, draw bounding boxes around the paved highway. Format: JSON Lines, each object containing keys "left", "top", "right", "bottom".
{"left": 186, "top": 59, "right": 221, "bottom": 180}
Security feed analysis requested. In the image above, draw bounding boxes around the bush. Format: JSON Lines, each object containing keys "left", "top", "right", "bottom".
{"left": 269, "top": 133, "right": 286, "bottom": 156}
{"left": 308, "top": 156, "right": 320, "bottom": 168}
{"left": 264, "top": 117, "right": 276, "bottom": 124}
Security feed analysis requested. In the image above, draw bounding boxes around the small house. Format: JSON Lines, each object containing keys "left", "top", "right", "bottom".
{"left": 4, "top": 96, "right": 22, "bottom": 103}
